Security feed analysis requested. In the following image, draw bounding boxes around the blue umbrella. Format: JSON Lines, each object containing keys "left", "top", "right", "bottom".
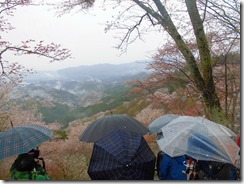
{"left": 0, "top": 125, "right": 53, "bottom": 160}
{"left": 88, "top": 129, "right": 156, "bottom": 180}
{"left": 186, "top": 132, "right": 222, "bottom": 160}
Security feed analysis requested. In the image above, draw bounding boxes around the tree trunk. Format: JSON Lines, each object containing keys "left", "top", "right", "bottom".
{"left": 185, "top": 0, "right": 221, "bottom": 117}
{"left": 133, "top": 0, "right": 222, "bottom": 119}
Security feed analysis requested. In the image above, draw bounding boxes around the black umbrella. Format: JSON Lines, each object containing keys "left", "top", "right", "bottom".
{"left": 88, "top": 129, "right": 156, "bottom": 180}
{"left": 80, "top": 114, "right": 149, "bottom": 143}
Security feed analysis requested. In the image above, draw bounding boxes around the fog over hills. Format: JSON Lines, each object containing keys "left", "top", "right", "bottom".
{"left": 9, "top": 61, "right": 152, "bottom": 125}
{"left": 13, "top": 61, "right": 150, "bottom": 109}
{"left": 24, "top": 61, "right": 149, "bottom": 83}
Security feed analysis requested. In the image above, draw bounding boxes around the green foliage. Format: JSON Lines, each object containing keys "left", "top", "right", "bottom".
{"left": 162, "top": 79, "right": 188, "bottom": 94}
{"left": 209, "top": 107, "right": 230, "bottom": 126}
{"left": 73, "top": 85, "right": 138, "bottom": 119}
{"left": 20, "top": 99, "right": 39, "bottom": 110}
{"left": 38, "top": 103, "right": 76, "bottom": 126}
{"left": 110, "top": 98, "right": 149, "bottom": 117}
{"left": 17, "top": 83, "right": 140, "bottom": 127}
{"left": 54, "top": 130, "right": 69, "bottom": 140}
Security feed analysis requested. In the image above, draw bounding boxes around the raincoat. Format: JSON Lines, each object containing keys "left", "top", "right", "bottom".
{"left": 159, "top": 153, "right": 187, "bottom": 180}
{"left": 10, "top": 169, "right": 51, "bottom": 180}
{"left": 10, "top": 153, "right": 51, "bottom": 180}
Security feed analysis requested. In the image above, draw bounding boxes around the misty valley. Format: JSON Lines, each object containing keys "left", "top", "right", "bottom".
{"left": 11, "top": 62, "right": 149, "bottom": 127}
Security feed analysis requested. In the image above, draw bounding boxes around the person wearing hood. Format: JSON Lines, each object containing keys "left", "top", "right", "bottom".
{"left": 159, "top": 153, "right": 187, "bottom": 180}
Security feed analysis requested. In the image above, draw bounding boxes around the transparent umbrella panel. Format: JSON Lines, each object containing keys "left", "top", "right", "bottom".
{"left": 157, "top": 116, "right": 239, "bottom": 165}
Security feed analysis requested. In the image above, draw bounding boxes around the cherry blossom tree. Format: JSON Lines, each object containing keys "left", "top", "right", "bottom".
{"left": 0, "top": 0, "right": 71, "bottom": 85}
{"left": 0, "top": 0, "right": 72, "bottom": 131}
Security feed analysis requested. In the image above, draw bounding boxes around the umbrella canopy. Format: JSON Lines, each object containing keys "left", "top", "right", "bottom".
{"left": 157, "top": 116, "right": 239, "bottom": 165}
{"left": 219, "top": 124, "right": 236, "bottom": 138}
{"left": 0, "top": 125, "right": 53, "bottom": 160}
{"left": 148, "top": 114, "right": 180, "bottom": 134}
{"left": 88, "top": 129, "right": 156, "bottom": 180}
{"left": 80, "top": 114, "right": 149, "bottom": 143}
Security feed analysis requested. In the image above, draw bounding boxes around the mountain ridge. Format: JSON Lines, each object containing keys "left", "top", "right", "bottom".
{"left": 24, "top": 61, "right": 149, "bottom": 83}
{"left": 11, "top": 61, "right": 150, "bottom": 125}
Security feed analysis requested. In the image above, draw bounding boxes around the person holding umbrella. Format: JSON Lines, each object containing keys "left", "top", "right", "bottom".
{"left": 187, "top": 132, "right": 238, "bottom": 180}
{"left": 87, "top": 129, "right": 156, "bottom": 180}
{"left": 0, "top": 124, "right": 53, "bottom": 180}
{"left": 159, "top": 153, "right": 187, "bottom": 180}
{"left": 10, "top": 148, "right": 51, "bottom": 180}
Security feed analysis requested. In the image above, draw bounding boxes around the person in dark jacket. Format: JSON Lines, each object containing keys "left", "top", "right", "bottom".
{"left": 156, "top": 151, "right": 164, "bottom": 178}
{"left": 187, "top": 132, "right": 237, "bottom": 180}
{"left": 10, "top": 148, "right": 51, "bottom": 180}
{"left": 197, "top": 160, "right": 237, "bottom": 180}
{"left": 159, "top": 153, "right": 187, "bottom": 180}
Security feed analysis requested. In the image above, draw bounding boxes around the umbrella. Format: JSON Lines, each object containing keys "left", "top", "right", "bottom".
{"left": 148, "top": 114, "right": 180, "bottom": 134}
{"left": 0, "top": 125, "right": 53, "bottom": 160}
{"left": 148, "top": 114, "right": 236, "bottom": 137}
{"left": 157, "top": 116, "right": 239, "bottom": 165}
{"left": 80, "top": 114, "right": 149, "bottom": 143}
{"left": 88, "top": 129, "right": 156, "bottom": 180}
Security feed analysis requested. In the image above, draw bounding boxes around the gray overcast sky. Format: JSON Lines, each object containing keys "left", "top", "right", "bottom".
{"left": 3, "top": 1, "right": 164, "bottom": 71}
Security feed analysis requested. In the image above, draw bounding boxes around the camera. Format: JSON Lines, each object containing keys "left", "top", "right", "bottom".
{"left": 28, "top": 149, "right": 40, "bottom": 158}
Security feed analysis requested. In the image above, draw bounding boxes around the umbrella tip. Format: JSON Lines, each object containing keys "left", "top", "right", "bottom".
{"left": 201, "top": 115, "right": 206, "bottom": 123}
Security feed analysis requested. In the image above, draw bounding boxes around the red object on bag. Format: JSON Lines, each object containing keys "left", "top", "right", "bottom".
{"left": 237, "top": 135, "right": 240, "bottom": 147}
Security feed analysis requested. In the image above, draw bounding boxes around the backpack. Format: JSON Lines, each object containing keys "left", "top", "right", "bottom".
{"left": 10, "top": 154, "right": 51, "bottom": 180}
{"left": 32, "top": 168, "right": 52, "bottom": 180}
{"left": 11, "top": 168, "right": 51, "bottom": 180}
